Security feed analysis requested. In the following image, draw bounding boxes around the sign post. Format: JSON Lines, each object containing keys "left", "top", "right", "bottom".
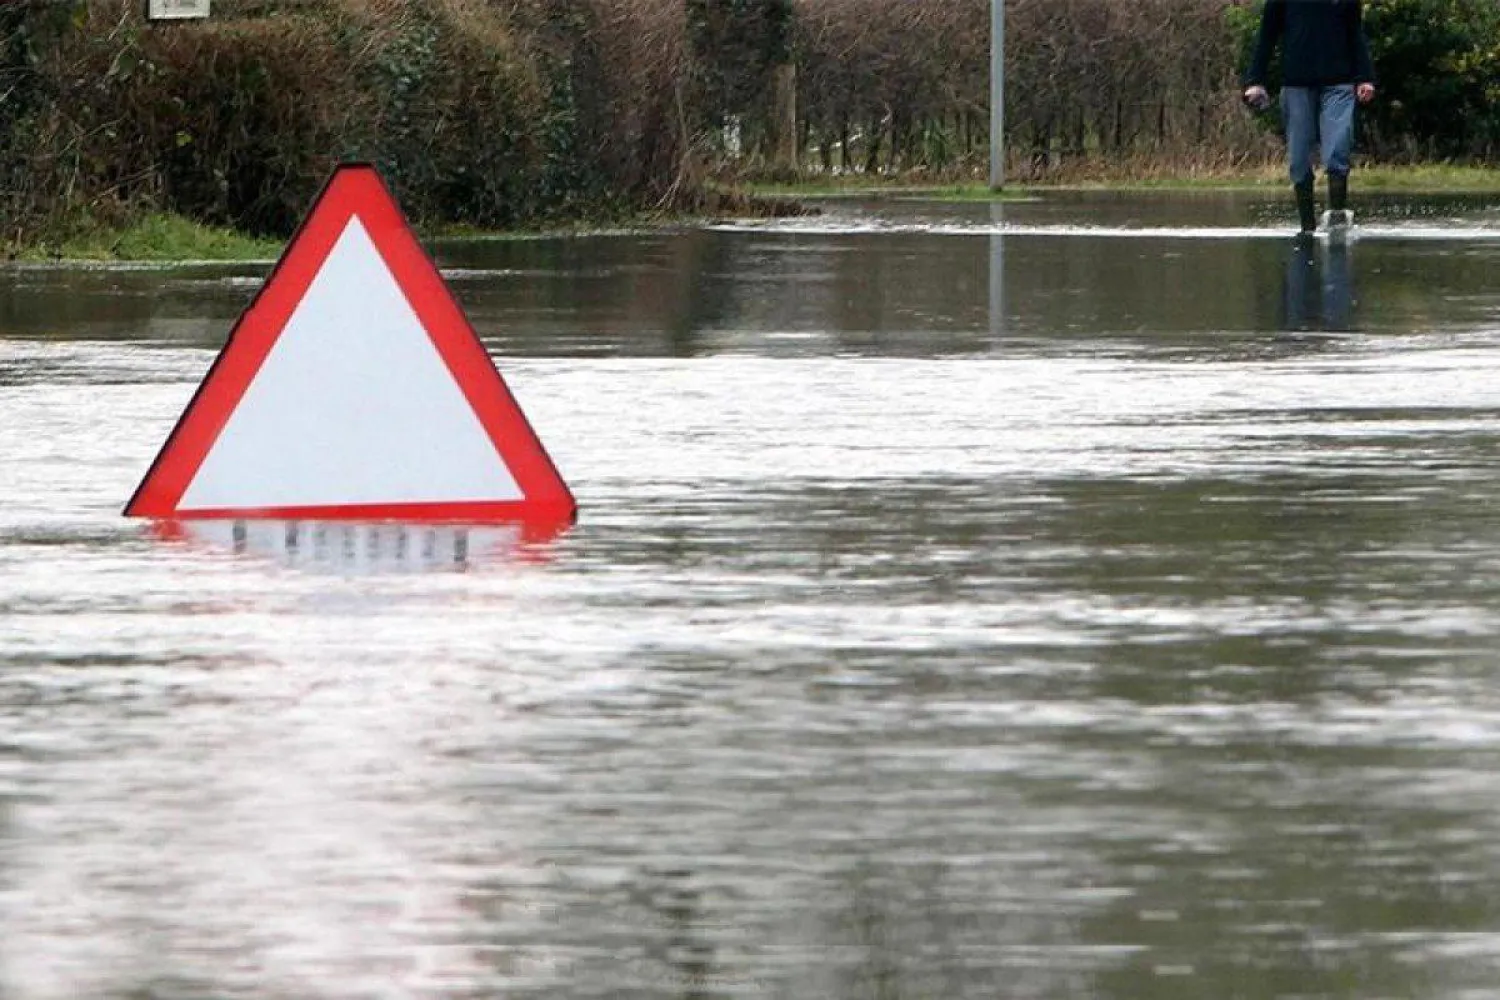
{"left": 989, "top": 0, "right": 1005, "bottom": 190}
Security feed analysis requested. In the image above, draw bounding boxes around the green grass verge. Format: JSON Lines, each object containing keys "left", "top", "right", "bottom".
{"left": 14, "top": 204, "right": 723, "bottom": 262}
{"left": 16, "top": 212, "right": 283, "bottom": 262}
{"left": 1345, "top": 164, "right": 1500, "bottom": 192}
{"left": 1037, "top": 164, "right": 1500, "bottom": 193}
{"left": 746, "top": 163, "right": 1500, "bottom": 199}
{"left": 15, "top": 163, "right": 1497, "bottom": 263}
{"left": 744, "top": 178, "right": 1036, "bottom": 201}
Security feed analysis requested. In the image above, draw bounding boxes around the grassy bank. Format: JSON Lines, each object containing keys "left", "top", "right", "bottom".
{"left": 736, "top": 171, "right": 1039, "bottom": 201}
{"left": 747, "top": 163, "right": 1500, "bottom": 200}
{"left": 9, "top": 210, "right": 647, "bottom": 263}
{"left": 16, "top": 161, "right": 1497, "bottom": 263}
{"left": 1033, "top": 163, "right": 1500, "bottom": 193}
{"left": 15, "top": 213, "right": 283, "bottom": 262}
{"left": 10, "top": 189, "right": 801, "bottom": 263}
{"left": 1343, "top": 164, "right": 1500, "bottom": 192}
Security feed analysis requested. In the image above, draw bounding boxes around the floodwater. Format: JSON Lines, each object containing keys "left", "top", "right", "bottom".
{"left": 4, "top": 190, "right": 1500, "bottom": 999}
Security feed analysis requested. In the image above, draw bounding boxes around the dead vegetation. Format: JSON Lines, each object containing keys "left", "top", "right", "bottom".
{"left": 0, "top": 0, "right": 1284, "bottom": 245}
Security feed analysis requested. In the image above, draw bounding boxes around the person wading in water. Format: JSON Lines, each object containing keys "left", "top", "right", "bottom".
{"left": 1242, "top": 0, "right": 1377, "bottom": 236}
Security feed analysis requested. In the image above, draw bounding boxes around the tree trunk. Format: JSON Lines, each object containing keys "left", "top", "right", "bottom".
{"left": 769, "top": 62, "right": 797, "bottom": 174}
{"left": 864, "top": 115, "right": 882, "bottom": 174}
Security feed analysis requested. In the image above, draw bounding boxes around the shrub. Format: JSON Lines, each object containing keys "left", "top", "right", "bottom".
{"left": 1229, "top": 0, "right": 1500, "bottom": 161}
{"left": 1362, "top": 0, "right": 1500, "bottom": 158}
{"left": 0, "top": 0, "right": 695, "bottom": 245}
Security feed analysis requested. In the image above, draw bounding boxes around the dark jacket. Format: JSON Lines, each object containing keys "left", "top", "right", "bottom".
{"left": 1244, "top": 0, "right": 1376, "bottom": 88}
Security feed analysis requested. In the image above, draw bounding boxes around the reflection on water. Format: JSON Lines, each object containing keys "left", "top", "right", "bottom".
{"left": 156, "top": 520, "right": 557, "bottom": 573}
{"left": 1281, "top": 238, "right": 1356, "bottom": 332}
{"left": 5, "top": 193, "right": 1500, "bottom": 998}
{"left": 5, "top": 191, "right": 1500, "bottom": 360}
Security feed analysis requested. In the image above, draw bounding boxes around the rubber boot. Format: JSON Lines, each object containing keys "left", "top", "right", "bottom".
{"left": 1325, "top": 173, "right": 1353, "bottom": 234}
{"left": 1294, "top": 180, "right": 1317, "bottom": 236}
{"left": 1329, "top": 173, "right": 1348, "bottom": 212}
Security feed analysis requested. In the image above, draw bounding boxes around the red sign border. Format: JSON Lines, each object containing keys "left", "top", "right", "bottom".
{"left": 124, "top": 163, "right": 576, "bottom": 526}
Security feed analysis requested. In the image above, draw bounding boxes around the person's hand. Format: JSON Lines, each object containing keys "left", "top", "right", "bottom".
{"left": 1356, "top": 83, "right": 1376, "bottom": 104}
{"left": 1243, "top": 85, "right": 1270, "bottom": 111}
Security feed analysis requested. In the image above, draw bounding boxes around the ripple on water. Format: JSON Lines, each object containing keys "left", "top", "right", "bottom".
{"left": 6, "top": 204, "right": 1500, "bottom": 997}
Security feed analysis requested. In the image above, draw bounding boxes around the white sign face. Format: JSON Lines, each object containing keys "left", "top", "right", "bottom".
{"left": 147, "top": 0, "right": 210, "bottom": 20}
{"left": 178, "top": 217, "right": 524, "bottom": 511}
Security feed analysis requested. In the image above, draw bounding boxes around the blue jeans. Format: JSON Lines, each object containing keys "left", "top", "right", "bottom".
{"left": 1281, "top": 85, "right": 1356, "bottom": 185}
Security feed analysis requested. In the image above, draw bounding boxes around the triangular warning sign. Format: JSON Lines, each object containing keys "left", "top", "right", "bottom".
{"left": 126, "top": 163, "right": 575, "bottom": 526}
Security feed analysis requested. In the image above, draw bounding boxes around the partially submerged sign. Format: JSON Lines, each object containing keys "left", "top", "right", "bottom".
{"left": 126, "top": 163, "right": 575, "bottom": 527}
{"left": 147, "top": 0, "right": 211, "bottom": 20}
{"left": 164, "top": 520, "right": 547, "bottom": 573}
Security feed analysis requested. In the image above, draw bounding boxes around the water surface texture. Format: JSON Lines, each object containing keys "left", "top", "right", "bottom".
{"left": 4, "top": 191, "right": 1500, "bottom": 999}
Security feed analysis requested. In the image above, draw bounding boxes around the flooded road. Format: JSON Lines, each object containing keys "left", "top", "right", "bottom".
{"left": 4, "top": 190, "right": 1500, "bottom": 998}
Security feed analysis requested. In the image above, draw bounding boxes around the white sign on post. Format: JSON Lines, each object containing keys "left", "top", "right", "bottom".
{"left": 147, "top": 0, "right": 210, "bottom": 20}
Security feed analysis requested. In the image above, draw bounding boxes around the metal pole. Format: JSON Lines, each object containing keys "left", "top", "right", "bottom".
{"left": 989, "top": 0, "right": 1005, "bottom": 190}
{"left": 989, "top": 201, "right": 1005, "bottom": 346}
